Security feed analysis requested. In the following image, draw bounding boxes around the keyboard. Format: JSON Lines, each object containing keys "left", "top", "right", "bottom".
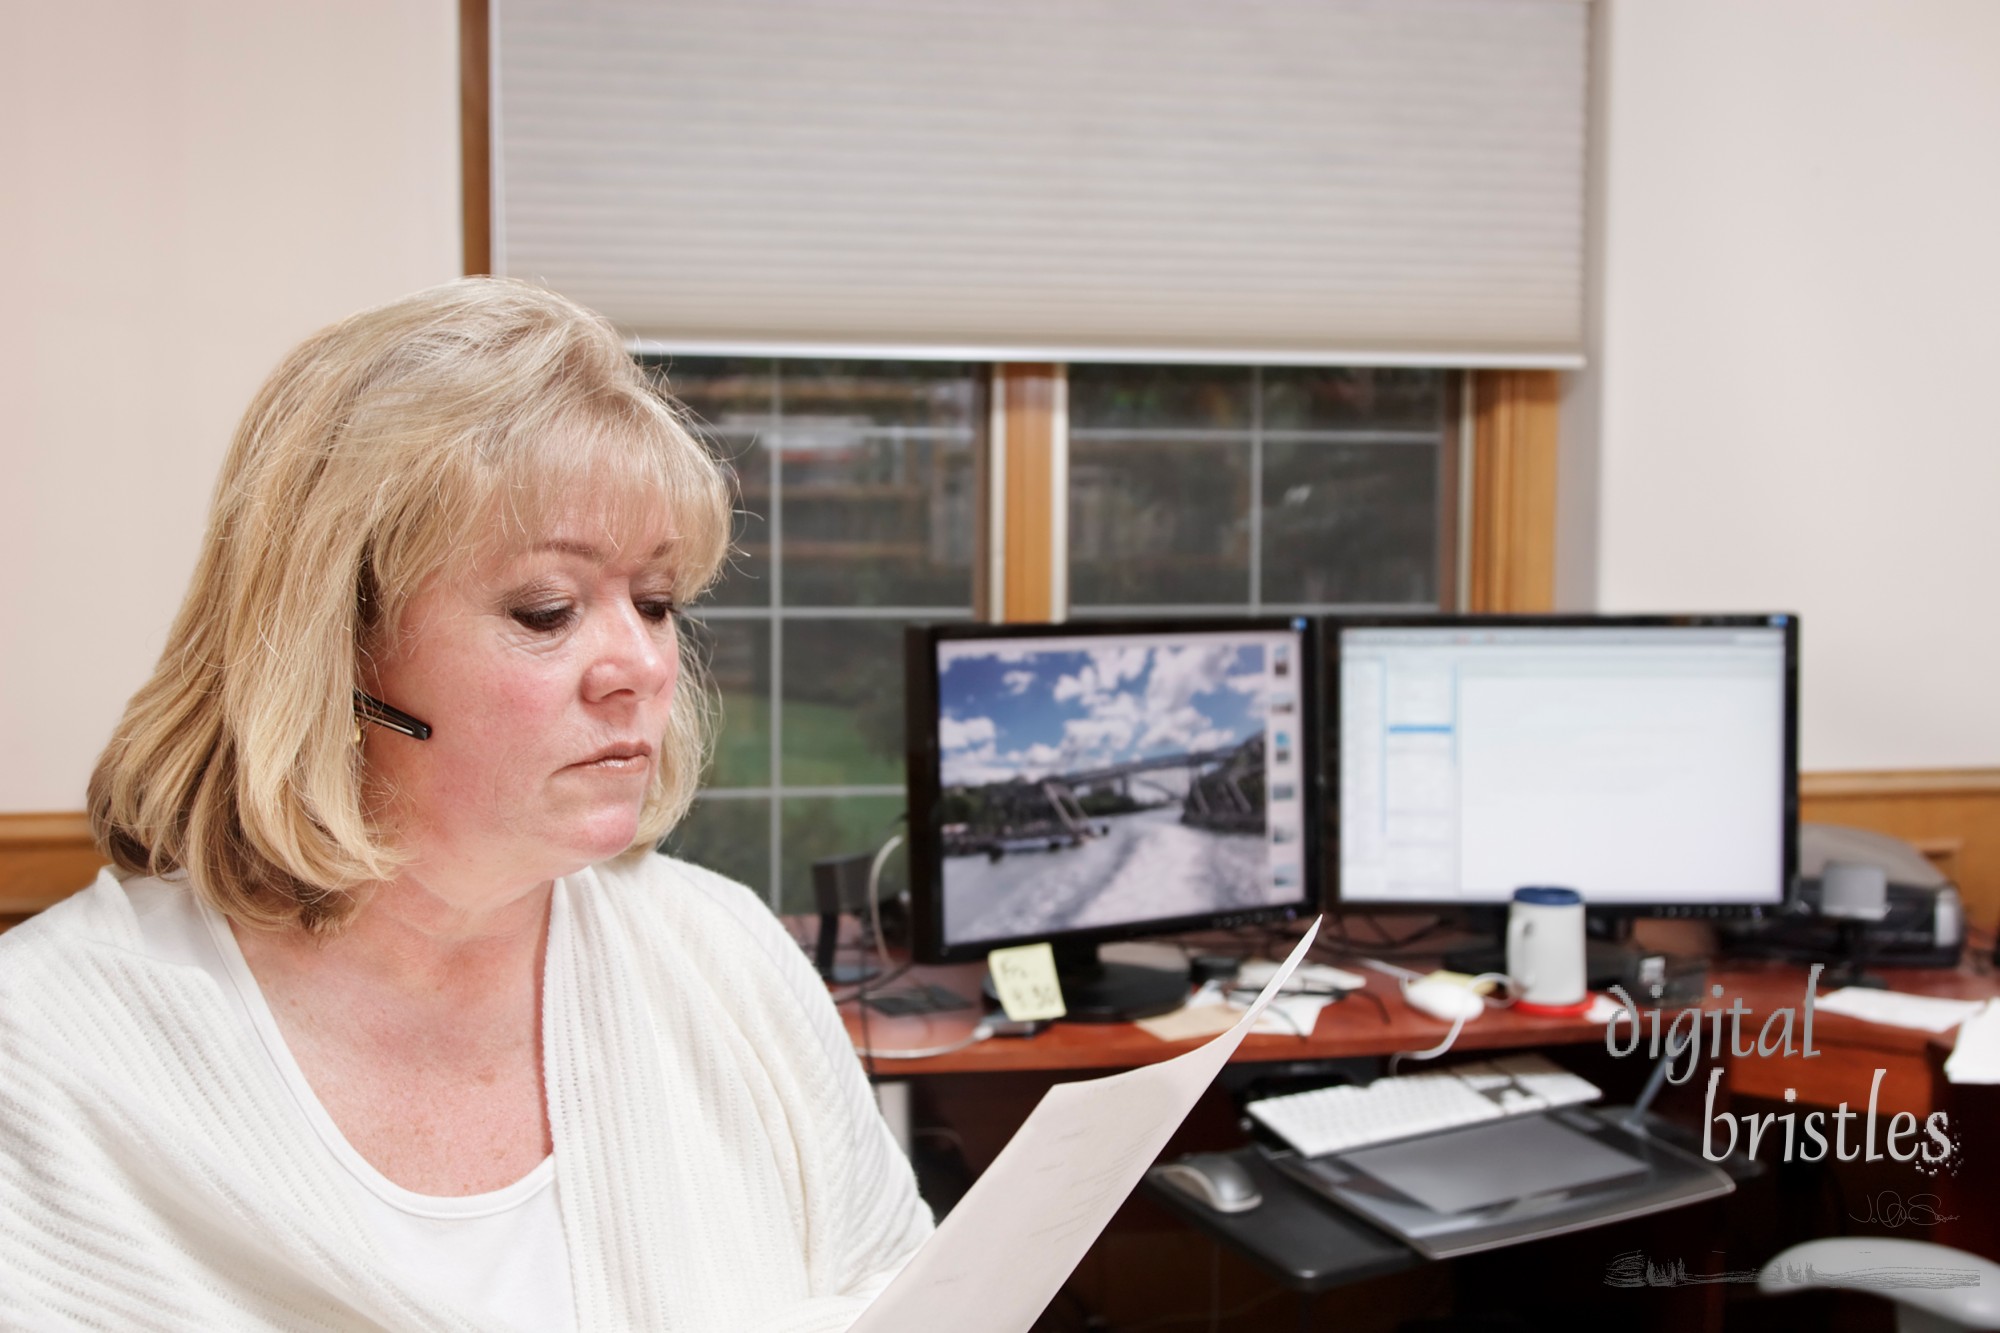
{"left": 1245, "top": 1054, "right": 1603, "bottom": 1158}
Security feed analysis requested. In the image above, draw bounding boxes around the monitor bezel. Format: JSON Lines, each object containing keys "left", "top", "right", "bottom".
{"left": 905, "top": 616, "right": 1322, "bottom": 965}
{"left": 1324, "top": 612, "right": 1799, "bottom": 919}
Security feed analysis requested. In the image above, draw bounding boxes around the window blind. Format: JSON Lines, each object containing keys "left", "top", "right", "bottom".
{"left": 493, "top": 0, "right": 1588, "bottom": 366}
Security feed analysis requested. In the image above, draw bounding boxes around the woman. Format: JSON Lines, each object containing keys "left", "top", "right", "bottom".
{"left": 0, "top": 279, "right": 931, "bottom": 1330}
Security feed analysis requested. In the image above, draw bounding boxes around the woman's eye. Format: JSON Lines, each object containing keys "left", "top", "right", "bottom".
{"left": 511, "top": 605, "right": 575, "bottom": 633}
{"left": 636, "top": 597, "right": 679, "bottom": 624}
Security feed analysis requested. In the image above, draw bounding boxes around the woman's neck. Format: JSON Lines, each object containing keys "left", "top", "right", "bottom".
{"left": 228, "top": 874, "right": 558, "bottom": 1196}
{"left": 236, "top": 872, "right": 555, "bottom": 1011}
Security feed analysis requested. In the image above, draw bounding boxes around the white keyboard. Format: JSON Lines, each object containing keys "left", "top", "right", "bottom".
{"left": 1245, "top": 1054, "right": 1603, "bottom": 1158}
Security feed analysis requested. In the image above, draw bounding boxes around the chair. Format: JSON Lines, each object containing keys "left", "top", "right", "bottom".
{"left": 1759, "top": 1238, "right": 2000, "bottom": 1332}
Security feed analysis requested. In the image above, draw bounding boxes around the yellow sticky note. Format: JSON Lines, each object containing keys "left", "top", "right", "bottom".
{"left": 1421, "top": 969, "right": 1496, "bottom": 997}
{"left": 986, "top": 943, "right": 1067, "bottom": 1022}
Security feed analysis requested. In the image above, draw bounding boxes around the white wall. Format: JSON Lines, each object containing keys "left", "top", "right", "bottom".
{"left": 1569, "top": 0, "right": 2000, "bottom": 771}
{"left": 6, "top": 1, "right": 1991, "bottom": 805}
{"left": 0, "top": 3, "right": 460, "bottom": 811}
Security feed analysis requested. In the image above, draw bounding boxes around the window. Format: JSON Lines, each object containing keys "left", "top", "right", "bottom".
{"left": 1067, "top": 365, "right": 1455, "bottom": 615}
{"left": 651, "top": 358, "right": 983, "bottom": 911}
{"left": 652, "top": 356, "right": 1461, "bottom": 909}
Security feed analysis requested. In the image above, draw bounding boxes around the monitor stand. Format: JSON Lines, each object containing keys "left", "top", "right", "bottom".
{"left": 983, "top": 939, "right": 1191, "bottom": 1023}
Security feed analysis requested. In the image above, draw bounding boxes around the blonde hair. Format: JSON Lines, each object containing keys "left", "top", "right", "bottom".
{"left": 89, "top": 278, "right": 732, "bottom": 933}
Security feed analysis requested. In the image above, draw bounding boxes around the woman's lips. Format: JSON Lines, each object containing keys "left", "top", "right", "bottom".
{"left": 570, "top": 742, "right": 654, "bottom": 772}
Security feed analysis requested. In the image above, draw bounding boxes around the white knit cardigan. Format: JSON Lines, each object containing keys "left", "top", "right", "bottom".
{"left": 0, "top": 854, "right": 932, "bottom": 1331}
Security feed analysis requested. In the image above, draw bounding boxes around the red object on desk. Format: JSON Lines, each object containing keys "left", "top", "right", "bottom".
{"left": 1514, "top": 994, "right": 1596, "bottom": 1017}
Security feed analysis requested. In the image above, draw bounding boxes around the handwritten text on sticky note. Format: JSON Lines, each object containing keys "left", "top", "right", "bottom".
{"left": 987, "top": 943, "right": 1067, "bottom": 1022}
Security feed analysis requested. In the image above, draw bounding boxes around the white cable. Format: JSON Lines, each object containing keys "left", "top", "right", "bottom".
{"left": 854, "top": 1019, "right": 996, "bottom": 1061}
{"left": 1388, "top": 1012, "right": 1468, "bottom": 1076}
{"left": 1387, "top": 971, "right": 1512, "bottom": 1074}
{"left": 1354, "top": 955, "right": 1424, "bottom": 983}
{"left": 864, "top": 832, "right": 903, "bottom": 972}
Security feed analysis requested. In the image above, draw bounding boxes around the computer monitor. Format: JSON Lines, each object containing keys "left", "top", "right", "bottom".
{"left": 904, "top": 617, "right": 1319, "bottom": 1020}
{"left": 1329, "top": 614, "right": 1797, "bottom": 920}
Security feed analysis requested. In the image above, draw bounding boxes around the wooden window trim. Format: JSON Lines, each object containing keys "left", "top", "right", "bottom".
{"left": 461, "top": 0, "right": 491, "bottom": 276}
{"left": 1466, "top": 369, "right": 1559, "bottom": 613}
{"left": 988, "top": 364, "right": 1062, "bottom": 624}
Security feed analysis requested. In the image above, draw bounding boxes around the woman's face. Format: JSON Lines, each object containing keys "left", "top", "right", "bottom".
{"left": 361, "top": 496, "right": 683, "bottom": 897}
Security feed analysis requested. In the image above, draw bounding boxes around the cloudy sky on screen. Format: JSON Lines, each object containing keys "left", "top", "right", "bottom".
{"left": 938, "top": 641, "right": 1267, "bottom": 788}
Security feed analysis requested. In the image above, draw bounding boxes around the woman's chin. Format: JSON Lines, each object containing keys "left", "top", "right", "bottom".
{"left": 570, "top": 809, "right": 645, "bottom": 865}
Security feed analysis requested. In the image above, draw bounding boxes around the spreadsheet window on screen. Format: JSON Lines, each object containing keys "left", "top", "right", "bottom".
{"left": 1339, "top": 625, "right": 1788, "bottom": 906}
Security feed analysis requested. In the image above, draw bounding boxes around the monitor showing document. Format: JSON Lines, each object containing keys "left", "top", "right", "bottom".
{"left": 1331, "top": 615, "right": 1797, "bottom": 914}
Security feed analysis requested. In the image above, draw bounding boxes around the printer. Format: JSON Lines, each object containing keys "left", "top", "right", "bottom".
{"left": 1720, "top": 823, "right": 1964, "bottom": 968}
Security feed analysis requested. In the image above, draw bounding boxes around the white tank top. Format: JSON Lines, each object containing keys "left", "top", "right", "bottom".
{"left": 126, "top": 877, "right": 577, "bottom": 1332}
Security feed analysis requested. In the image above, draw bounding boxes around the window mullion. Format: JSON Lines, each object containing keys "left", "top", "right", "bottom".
{"left": 993, "top": 364, "right": 1065, "bottom": 623}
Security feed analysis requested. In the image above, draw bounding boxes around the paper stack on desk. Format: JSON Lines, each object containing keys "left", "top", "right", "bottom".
{"left": 1815, "top": 987, "right": 1987, "bottom": 1034}
{"left": 1945, "top": 999, "right": 2000, "bottom": 1084}
{"left": 1133, "top": 959, "right": 1359, "bottom": 1042}
{"left": 847, "top": 920, "right": 1320, "bottom": 1333}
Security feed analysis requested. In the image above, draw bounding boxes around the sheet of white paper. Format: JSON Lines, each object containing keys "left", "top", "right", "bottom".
{"left": 1585, "top": 994, "right": 1624, "bottom": 1024}
{"left": 1237, "top": 958, "right": 1366, "bottom": 992}
{"left": 1945, "top": 999, "right": 2000, "bottom": 1084}
{"left": 848, "top": 918, "right": 1322, "bottom": 1333}
{"left": 1254, "top": 992, "right": 1333, "bottom": 1037}
{"left": 1815, "top": 987, "right": 1986, "bottom": 1034}
{"left": 1154, "top": 980, "right": 1332, "bottom": 1038}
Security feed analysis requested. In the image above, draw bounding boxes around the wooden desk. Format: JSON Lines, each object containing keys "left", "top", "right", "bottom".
{"left": 1707, "top": 957, "right": 1998, "bottom": 1117}
{"left": 842, "top": 954, "right": 1601, "bottom": 1074}
{"left": 840, "top": 939, "right": 2000, "bottom": 1329}
{"left": 841, "top": 946, "right": 1999, "bottom": 1121}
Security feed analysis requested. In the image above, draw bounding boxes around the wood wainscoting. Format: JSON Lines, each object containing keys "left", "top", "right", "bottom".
{"left": 5, "top": 769, "right": 1998, "bottom": 930}
{"left": 0, "top": 812, "right": 99, "bottom": 931}
{"left": 1800, "top": 769, "right": 2000, "bottom": 930}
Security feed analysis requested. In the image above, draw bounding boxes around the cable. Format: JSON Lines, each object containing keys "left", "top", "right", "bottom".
{"left": 863, "top": 830, "right": 903, "bottom": 974}
{"left": 848, "top": 816, "right": 909, "bottom": 1079}
{"left": 1388, "top": 1012, "right": 1468, "bottom": 1076}
{"left": 1335, "top": 913, "right": 1445, "bottom": 951}
{"left": 854, "top": 1018, "right": 1000, "bottom": 1061}
{"left": 830, "top": 960, "right": 912, "bottom": 1006}
{"left": 1386, "top": 970, "right": 1511, "bottom": 1074}
{"left": 1349, "top": 986, "right": 1392, "bottom": 1026}
{"left": 1353, "top": 955, "right": 1425, "bottom": 984}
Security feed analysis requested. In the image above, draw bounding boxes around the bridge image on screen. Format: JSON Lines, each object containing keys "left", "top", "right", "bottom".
{"left": 936, "top": 638, "right": 1290, "bottom": 947}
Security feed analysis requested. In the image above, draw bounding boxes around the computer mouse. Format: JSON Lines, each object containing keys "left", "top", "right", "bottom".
{"left": 1153, "top": 1152, "right": 1263, "bottom": 1213}
{"left": 1404, "top": 977, "right": 1486, "bottom": 1022}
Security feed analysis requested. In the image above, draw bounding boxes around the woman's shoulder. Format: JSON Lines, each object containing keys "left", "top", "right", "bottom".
{"left": 582, "top": 849, "right": 806, "bottom": 976}
{"left": 587, "top": 847, "right": 769, "bottom": 922}
{"left": 0, "top": 867, "right": 144, "bottom": 969}
{"left": 0, "top": 868, "right": 161, "bottom": 1035}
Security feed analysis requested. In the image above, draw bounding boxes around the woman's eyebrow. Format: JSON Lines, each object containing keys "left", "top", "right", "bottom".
{"left": 533, "top": 539, "right": 605, "bottom": 560}
{"left": 529, "top": 538, "right": 675, "bottom": 562}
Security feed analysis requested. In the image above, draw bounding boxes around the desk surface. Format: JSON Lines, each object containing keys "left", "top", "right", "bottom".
{"left": 843, "top": 932, "right": 2000, "bottom": 1308}
{"left": 840, "top": 935, "right": 2000, "bottom": 1088}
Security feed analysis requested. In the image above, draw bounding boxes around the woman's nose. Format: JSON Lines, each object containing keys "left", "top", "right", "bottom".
{"left": 583, "top": 605, "right": 677, "bottom": 701}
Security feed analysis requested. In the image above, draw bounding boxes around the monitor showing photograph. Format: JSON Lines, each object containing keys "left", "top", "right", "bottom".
{"left": 905, "top": 618, "right": 1318, "bottom": 964}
